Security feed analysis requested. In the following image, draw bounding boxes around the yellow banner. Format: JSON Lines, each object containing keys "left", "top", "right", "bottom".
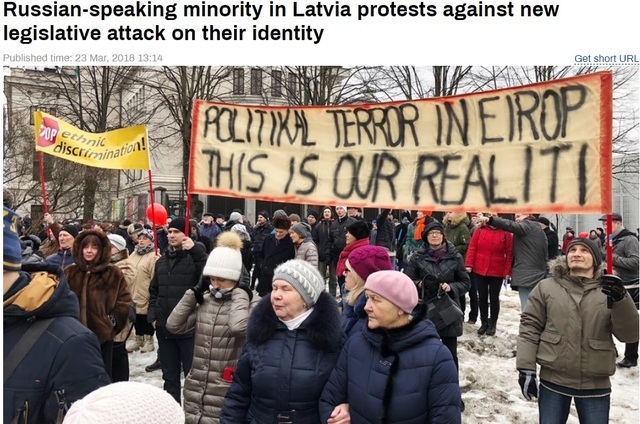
{"left": 189, "top": 72, "right": 613, "bottom": 214}
{"left": 34, "top": 112, "right": 150, "bottom": 170}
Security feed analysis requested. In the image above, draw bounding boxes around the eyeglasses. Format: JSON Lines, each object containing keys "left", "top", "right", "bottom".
{"left": 427, "top": 231, "right": 443, "bottom": 236}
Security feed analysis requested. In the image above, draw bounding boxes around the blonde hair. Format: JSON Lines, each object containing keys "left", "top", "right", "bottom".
{"left": 345, "top": 259, "right": 366, "bottom": 306}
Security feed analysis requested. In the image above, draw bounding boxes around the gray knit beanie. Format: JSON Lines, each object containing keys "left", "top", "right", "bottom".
{"left": 273, "top": 259, "right": 325, "bottom": 308}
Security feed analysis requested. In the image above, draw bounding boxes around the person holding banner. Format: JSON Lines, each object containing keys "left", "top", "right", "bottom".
{"left": 517, "top": 236, "right": 639, "bottom": 423}
{"left": 46, "top": 223, "right": 79, "bottom": 270}
{"left": 148, "top": 217, "right": 208, "bottom": 404}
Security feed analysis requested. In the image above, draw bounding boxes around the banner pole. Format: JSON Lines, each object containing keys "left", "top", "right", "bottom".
{"left": 148, "top": 170, "right": 159, "bottom": 254}
{"left": 606, "top": 214, "right": 613, "bottom": 274}
{"left": 38, "top": 152, "right": 49, "bottom": 214}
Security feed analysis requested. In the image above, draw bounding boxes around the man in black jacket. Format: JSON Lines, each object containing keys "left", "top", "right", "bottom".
{"left": 325, "top": 206, "right": 355, "bottom": 297}
{"left": 538, "top": 217, "right": 559, "bottom": 260}
{"left": 4, "top": 207, "right": 109, "bottom": 423}
{"left": 148, "top": 216, "right": 207, "bottom": 404}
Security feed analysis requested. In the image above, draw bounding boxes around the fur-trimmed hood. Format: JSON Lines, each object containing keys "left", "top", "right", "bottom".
{"left": 443, "top": 212, "right": 469, "bottom": 227}
{"left": 247, "top": 291, "right": 343, "bottom": 352}
{"left": 549, "top": 256, "right": 606, "bottom": 280}
{"left": 72, "top": 229, "right": 112, "bottom": 272}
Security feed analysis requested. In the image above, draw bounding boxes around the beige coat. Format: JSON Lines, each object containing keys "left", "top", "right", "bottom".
{"left": 166, "top": 286, "right": 259, "bottom": 424}
{"left": 112, "top": 250, "right": 136, "bottom": 343}
{"left": 517, "top": 258, "right": 639, "bottom": 390}
{"left": 128, "top": 249, "right": 156, "bottom": 314}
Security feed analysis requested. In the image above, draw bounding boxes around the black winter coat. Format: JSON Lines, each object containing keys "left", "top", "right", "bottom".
{"left": 255, "top": 234, "right": 295, "bottom": 297}
{"left": 148, "top": 244, "right": 207, "bottom": 337}
{"left": 4, "top": 264, "right": 110, "bottom": 424}
{"left": 403, "top": 242, "right": 471, "bottom": 338}
{"left": 326, "top": 216, "right": 356, "bottom": 261}
{"left": 220, "top": 292, "right": 344, "bottom": 424}
{"left": 313, "top": 219, "right": 333, "bottom": 263}
{"left": 251, "top": 221, "right": 273, "bottom": 261}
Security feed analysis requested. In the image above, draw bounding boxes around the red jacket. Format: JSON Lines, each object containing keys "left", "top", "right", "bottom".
{"left": 465, "top": 225, "right": 513, "bottom": 277}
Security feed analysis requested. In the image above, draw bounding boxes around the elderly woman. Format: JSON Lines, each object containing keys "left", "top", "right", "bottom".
{"left": 64, "top": 229, "right": 132, "bottom": 380}
{"left": 290, "top": 222, "right": 319, "bottom": 267}
{"left": 166, "top": 232, "right": 258, "bottom": 424}
{"left": 320, "top": 270, "right": 461, "bottom": 423}
{"left": 220, "top": 259, "right": 343, "bottom": 423}
{"left": 403, "top": 221, "right": 470, "bottom": 409}
{"left": 341, "top": 245, "right": 392, "bottom": 338}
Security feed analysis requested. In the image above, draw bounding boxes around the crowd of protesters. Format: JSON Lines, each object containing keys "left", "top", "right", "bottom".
{"left": 4, "top": 201, "right": 638, "bottom": 423}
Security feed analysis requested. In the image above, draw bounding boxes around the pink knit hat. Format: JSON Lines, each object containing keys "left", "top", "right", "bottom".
{"left": 365, "top": 270, "right": 419, "bottom": 314}
{"left": 348, "top": 246, "right": 393, "bottom": 281}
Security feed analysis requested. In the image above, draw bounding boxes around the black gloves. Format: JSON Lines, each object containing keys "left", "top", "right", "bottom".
{"left": 602, "top": 274, "right": 627, "bottom": 303}
{"left": 518, "top": 370, "right": 538, "bottom": 401}
{"left": 191, "top": 277, "right": 210, "bottom": 304}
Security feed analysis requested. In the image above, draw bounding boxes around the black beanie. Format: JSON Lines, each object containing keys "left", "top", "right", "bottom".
{"left": 258, "top": 210, "right": 270, "bottom": 220}
{"left": 347, "top": 220, "right": 370, "bottom": 240}
{"left": 308, "top": 210, "right": 319, "bottom": 220}
{"left": 60, "top": 224, "right": 79, "bottom": 239}
{"left": 422, "top": 221, "right": 445, "bottom": 243}
{"left": 168, "top": 217, "right": 187, "bottom": 234}
{"left": 566, "top": 237, "right": 603, "bottom": 269}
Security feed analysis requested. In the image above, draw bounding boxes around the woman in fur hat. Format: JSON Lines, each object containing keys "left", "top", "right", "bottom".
{"left": 166, "top": 232, "right": 258, "bottom": 424}
{"left": 221, "top": 259, "right": 343, "bottom": 423}
{"left": 64, "top": 229, "right": 132, "bottom": 380}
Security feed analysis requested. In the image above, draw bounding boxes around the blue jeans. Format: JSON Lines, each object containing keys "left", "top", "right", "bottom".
{"left": 539, "top": 384, "right": 610, "bottom": 424}
{"left": 518, "top": 286, "right": 534, "bottom": 310}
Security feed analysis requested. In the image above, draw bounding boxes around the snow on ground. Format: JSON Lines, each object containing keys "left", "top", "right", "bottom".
{"left": 128, "top": 288, "right": 639, "bottom": 423}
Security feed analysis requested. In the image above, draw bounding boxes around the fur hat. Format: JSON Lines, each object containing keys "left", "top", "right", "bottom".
{"left": 203, "top": 232, "right": 244, "bottom": 280}
{"left": 4, "top": 207, "right": 22, "bottom": 271}
{"left": 422, "top": 221, "right": 445, "bottom": 242}
{"left": 348, "top": 245, "right": 393, "bottom": 281}
{"left": 273, "top": 259, "right": 325, "bottom": 308}
{"left": 291, "top": 222, "right": 311, "bottom": 239}
{"left": 127, "top": 223, "right": 143, "bottom": 235}
{"left": 63, "top": 381, "right": 184, "bottom": 424}
{"left": 272, "top": 216, "right": 292, "bottom": 230}
{"left": 229, "top": 211, "right": 242, "bottom": 223}
{"left": 365, "top": 270, "right": 419, "bottom": 314}
{"left": 167, "top": 217, "right": 187, "bottom": 234}
{"left": 566, "top": 237, "right": 602, "bottom": 269}
{"left": 107, "top": 234, "right": 127, "bottom": 252}
{"left": 60, "top": 224, "right": 79, "bottom": 239}
{"left": 347, "top": 220, "right": 370, "bottom": 240}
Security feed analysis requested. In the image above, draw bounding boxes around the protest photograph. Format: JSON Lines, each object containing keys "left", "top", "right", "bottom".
{"left": 3, "top": 65, "right": 639, "bottom": 423}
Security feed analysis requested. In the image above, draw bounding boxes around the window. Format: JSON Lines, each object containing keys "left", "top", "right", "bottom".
{"left": 271, "top": 70, "right": 282, "bottom": 97}
{"left": 250, "top": 69, "right": 262, "bottom": 95}
{"left": 29, "top": 105, "right": 57, "bottom": 125}
{"left": 287, "top": 73, "right": 297, "bottom": 97}
{"left": 233, "top": 68, "right": 245, "bottom": 95}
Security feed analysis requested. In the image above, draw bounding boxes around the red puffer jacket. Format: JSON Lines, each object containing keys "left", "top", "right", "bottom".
{"left": 465, "top": 225, "right": 513, "bottom": 277}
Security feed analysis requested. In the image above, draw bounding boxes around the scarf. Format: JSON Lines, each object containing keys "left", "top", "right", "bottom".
{"left": 427, "top": 243, "right": 447, "bottom": 261}
{"left": 336, "top": 238, "right": 369, "bottom": 276}
{"left": 134, "top": 244, "right": 155, "bottom": 255}
{"left": 413, "top": 217, "right": 426, "bottom": 241}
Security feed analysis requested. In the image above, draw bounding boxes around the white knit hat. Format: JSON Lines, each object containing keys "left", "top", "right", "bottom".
{"left": 107, "top": 234, "right": 127, "bottom": 252}
{"left": 62, "top": 382, "right": 184, "bottom": 424}
{"left": 273, "top": 259, "right": 325, "bottom": 307}
{"left": 202, "top": 232, "right": 243, "bottom": 280}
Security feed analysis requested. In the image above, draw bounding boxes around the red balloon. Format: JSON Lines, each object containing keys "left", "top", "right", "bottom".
{"left": 146, "top": 203, "right": 167, "bottom": 224}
